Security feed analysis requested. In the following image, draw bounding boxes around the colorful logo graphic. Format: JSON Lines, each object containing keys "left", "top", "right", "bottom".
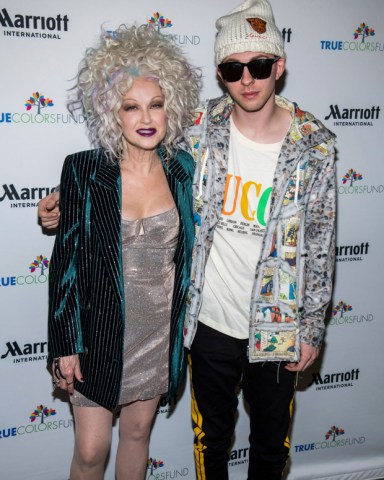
{"left": 353, "top": 23, "right": 375, "bottom": 43}
{"left": 0, "top": 405, "right": 72, "bottom": 439}
{"left": 325, "top": 426, "right": 345, "bottom": 441}
{"left": 25, "top": 91, "right": 54, "bottom": 114}
{"left": 145, "top": 457, "right": 189, "bottom": 479}
{"left": 320, "top": 21, "right": 383, "bottom": 52}
{"left": 338, "top": 169, "right": 384, "bottom": 195}
{"left": 30, "top": 405, "right": 56, "bottom": 424}
{"left": 329, "top": 301, "right": 373, "bottom": 326}
{"left": 0, "top": 254, "right": 50, "bottom": 288}
{"left": 146, "top": 11, "right": 200, "bottom": 47}
{"left": 332, "top": 301, "right": 353, "bottom": 320}
{"left": 147, "top": 12, "right": 172, "bottom": 32}
{"left": 147, "top": 458, "right": 164, "bottom": 479}
{"left": 29, "top": 255, "right": 50, "bottom": 275}
{"left": 294, "top": 426, "right": 365, "bottom": 453}
{"left": 1, "top": 90, "right": 85, "bottom": 126}
{"left": 342, "top": 169, "right": 363, "bottom": 187}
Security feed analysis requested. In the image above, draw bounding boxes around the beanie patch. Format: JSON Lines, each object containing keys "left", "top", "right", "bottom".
{"left": 246, "top": 17, "right": 266, "bottom": 34}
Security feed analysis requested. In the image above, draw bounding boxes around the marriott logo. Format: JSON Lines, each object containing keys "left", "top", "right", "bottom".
{"left": 325, "top": 104, "right": 380, "bottom": 127}
{"left": 336, "top": 242, "right": 370, "bottom": 262}
{"left": 309, "top": 368, "right": 360, "bottom": 391}
{"left": 0, "top": 8, "right": 69, "bottom": 31}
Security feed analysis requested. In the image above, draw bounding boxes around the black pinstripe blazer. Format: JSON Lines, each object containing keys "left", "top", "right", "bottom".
{"left": 48, "top": 147, "right": 194, "bottom": 409}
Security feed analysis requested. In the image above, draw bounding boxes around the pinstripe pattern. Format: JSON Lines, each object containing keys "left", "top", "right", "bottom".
{"left": 48, "top": 147, "right": 194, "bottom": 409}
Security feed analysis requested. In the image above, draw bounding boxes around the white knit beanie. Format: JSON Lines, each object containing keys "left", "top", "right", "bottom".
{"left": 215, "top": 0, "right": 285, "bottom": 65}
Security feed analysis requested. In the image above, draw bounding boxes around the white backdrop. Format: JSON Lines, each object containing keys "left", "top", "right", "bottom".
{"left": 1, "top": 1, "right": 384, "bottom": 479}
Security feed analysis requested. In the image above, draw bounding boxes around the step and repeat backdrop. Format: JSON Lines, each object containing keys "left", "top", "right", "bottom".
{"left": 1, "top": 1, "right": 383, "bottom": 479}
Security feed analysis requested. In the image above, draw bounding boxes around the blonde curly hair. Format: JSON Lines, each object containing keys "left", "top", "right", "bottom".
{"left": 68, "top": 24, "right": 201, "bottom": 161}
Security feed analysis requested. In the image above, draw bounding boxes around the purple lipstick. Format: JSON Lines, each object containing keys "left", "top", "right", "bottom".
{"left": 137, "top": 128, "right": 156, "bottom": 137}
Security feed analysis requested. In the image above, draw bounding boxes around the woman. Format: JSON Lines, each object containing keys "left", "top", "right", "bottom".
{"left": 48, "top": 24, "right": 200, "bottom": 480}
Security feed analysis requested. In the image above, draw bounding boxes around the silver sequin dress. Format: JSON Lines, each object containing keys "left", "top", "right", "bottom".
{"left": 71, "top": 207, "right": 179, "bottom": 407}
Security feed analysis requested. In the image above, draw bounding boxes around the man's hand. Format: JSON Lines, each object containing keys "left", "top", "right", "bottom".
{"left": 38, "top": 191, "right": 60, "bottom": 229}
{"left": 285, "top": 342, "right": 319, "bottom": 372}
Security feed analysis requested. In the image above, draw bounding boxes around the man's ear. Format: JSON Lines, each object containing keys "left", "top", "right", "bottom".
{"left": 217, "top": 66, "right": 226, "bottom": 85}
{"left": 275, "top": 57, "right": 286, "bottom": 81}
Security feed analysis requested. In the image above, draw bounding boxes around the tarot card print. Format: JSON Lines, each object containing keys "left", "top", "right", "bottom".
{"left": 269, "top": 230, "right": 277, "bottom": 258}
{"left": 282, "top": 246, "right": 297, "bottom": 269}
{"left": 282, "top": 218, "right": 299, "bottom": 247}
{"left": 278, "top": 270, "right": 296, "bottom": 307}
{"left": 256, "top": 306, "right": 296, "bottom": 324}
{"left": 253, "top": 329, "right": 296, "bottom": 358}
{"left": 259, "top": 267, "right": 274, "bottom": 302}
{"left": 283, "top": 177, "right": 296, "bottom": 205}
{"left": 256, "top": 306, "right": 281, "bottom": 323}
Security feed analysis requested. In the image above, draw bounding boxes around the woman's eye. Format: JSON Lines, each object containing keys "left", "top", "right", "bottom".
{"left": 151, "top": 103, "right": 164, "bottom": 109}
{"left": 123, "top": 105, "right": 137, "bottom": 111}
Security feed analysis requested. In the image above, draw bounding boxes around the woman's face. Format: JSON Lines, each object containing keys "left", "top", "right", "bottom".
{"left": 118, "top": 77, "right": 168, "bottom": 154}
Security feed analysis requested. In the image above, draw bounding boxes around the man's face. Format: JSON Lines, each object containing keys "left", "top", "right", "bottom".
{"left": 217, "top": 51, "right": 285, "bottom": 114}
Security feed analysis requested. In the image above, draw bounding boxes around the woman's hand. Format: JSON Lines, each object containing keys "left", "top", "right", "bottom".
{"left": 52, "top": 354, "right": 83, "bottom": 394}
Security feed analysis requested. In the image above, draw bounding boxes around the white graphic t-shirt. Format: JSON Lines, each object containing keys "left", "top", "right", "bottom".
{"left": 199, "top": 118, "right": 283, "bottom": 338}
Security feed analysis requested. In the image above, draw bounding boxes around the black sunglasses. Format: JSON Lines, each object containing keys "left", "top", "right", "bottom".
{"left": 218, "top": 57, "right": 279, "bottom": 83}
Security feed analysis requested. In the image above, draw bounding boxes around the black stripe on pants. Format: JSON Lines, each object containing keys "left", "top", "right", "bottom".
{"left": 189, "top": 322, "right": 296, "bottom": 480}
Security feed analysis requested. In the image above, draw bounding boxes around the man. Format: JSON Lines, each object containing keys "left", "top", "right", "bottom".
{"left": 183, "top": 1, "right": 335, "bottom": 479}
{"left": 39, "top": 1, "right": 336, "bottom": 478}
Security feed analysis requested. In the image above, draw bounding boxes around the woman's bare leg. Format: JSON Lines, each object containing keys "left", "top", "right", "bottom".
{"left": 70, "top": 405, "right": 113, "bottom": 480}
{"left": 116, "top": 396, "right": 160, "bottom": 480}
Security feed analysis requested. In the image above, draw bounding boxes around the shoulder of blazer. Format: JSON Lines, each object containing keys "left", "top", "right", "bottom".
{"left": 63, "top": 148, "right": 120, "bottom": 191}
{"left": 64, "top": 148, "right": 112, "bottom": 171}
{"left": 160, "top": 147, "right": 194, "bottom": 185}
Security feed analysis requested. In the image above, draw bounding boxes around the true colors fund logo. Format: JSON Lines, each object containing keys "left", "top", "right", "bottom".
{"left": 0, "top": 255, "right": 50, "bottom": 288}
{"left": 0, "top": 90, "right": 85, "bottom": 126}
{"left": 146, "top": 11, "right": 200, "bottom": 46}
{"left": 320, "top": 22, "right": 383, "bottom": 52}
{"left": 294, "top": 426, "right": 365, "bottom": 453}
{"left": 146, "top": 457, "right": 189, "bottom": 480}
{"left": 25, "top": 91, "right": 54, "bottom": 114}
{"left": 147, "top": 12, "right": 172, "bottom": 32}
{"left": 147, "top": 458, "right": 164, "bottom": 479}
{"left": 30, "top": 404, "right": 56, "bottom": 424}
{"left": 329, "top": 301, "right": 374, "bottom": 326}
{"left": 0, "top": 404, "right": 73, "bottom": 439}
{"left": 338, "top": 169, "right": 384, "bottom": 195}
{"left": 0, "top": 8, "right": 69, "bottom": 40}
